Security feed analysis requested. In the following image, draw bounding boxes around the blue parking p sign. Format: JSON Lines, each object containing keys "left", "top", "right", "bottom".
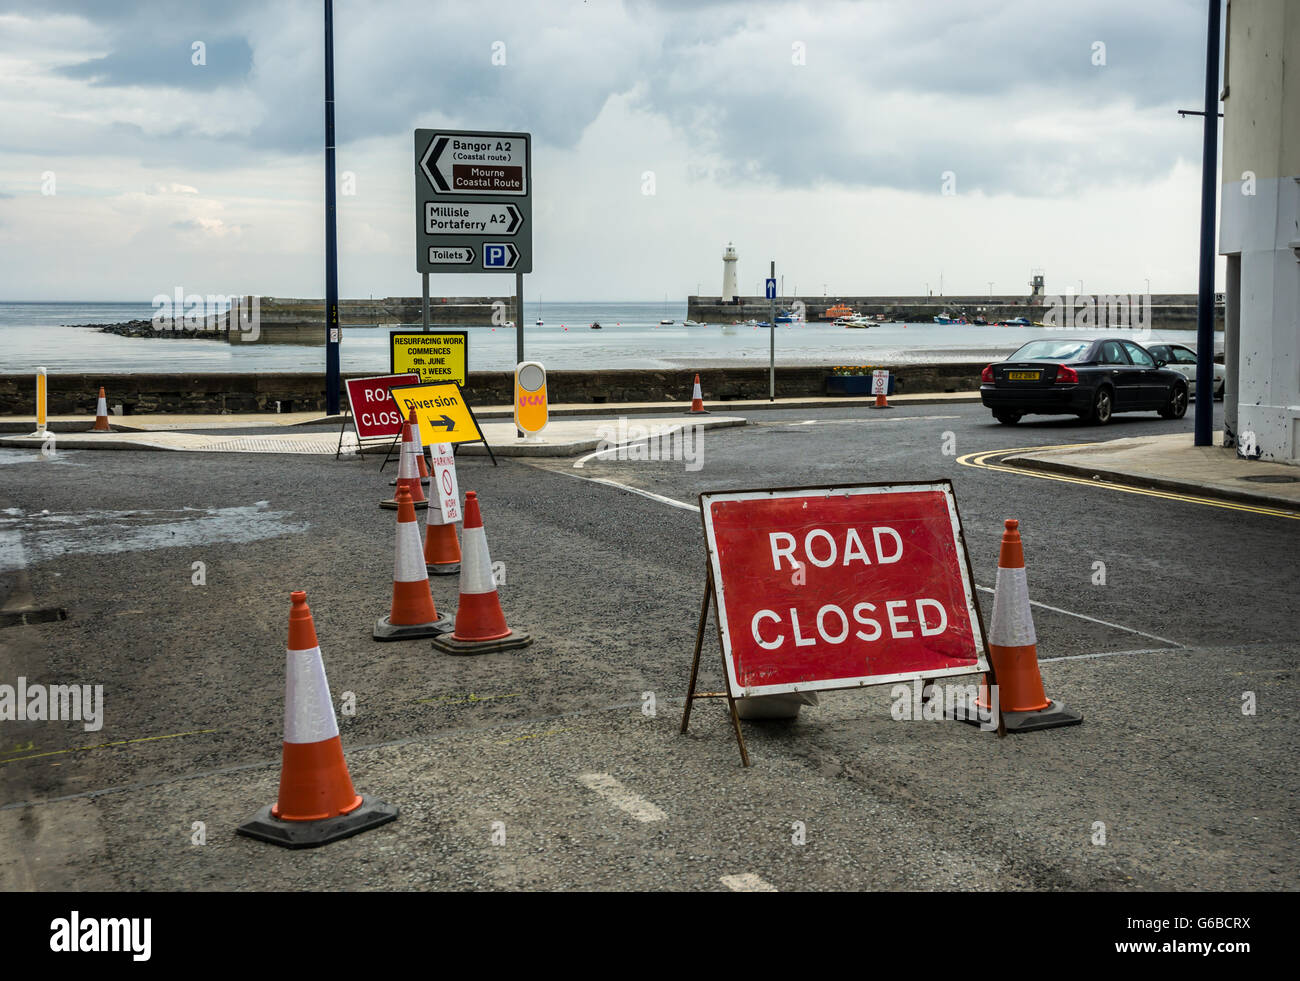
{"left": 765, "top": 278, "right": 776, "bottom": 300}
{"left": 483, "top": 242, "right": 520, "bottom": 269}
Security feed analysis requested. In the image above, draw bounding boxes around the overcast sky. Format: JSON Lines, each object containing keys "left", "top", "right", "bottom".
{"left": 0, "top": 0, "right": 1223, "bottom": 301}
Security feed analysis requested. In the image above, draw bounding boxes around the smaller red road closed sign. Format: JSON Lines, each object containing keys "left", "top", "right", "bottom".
{"left": 345, "top": 373, "right": 420, "bottom": 440}
{"left": 701, "top": 482, "right": 988, "bottom": 698}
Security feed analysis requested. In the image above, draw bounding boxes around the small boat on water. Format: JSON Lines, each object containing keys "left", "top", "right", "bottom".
{"left": 590, "top": 322, "right": 602, "bottom": 329}
{"left": 535, "top": 318, "right": 544, "bottom": 326}
{"left": 659, "top": 318, "right": 674, "bottom": 325}
{"left": 682, "top": 319, "right": 705, "bottom": 327}
{"left": 934, "top": 312, "right": 968, "bottom": 325}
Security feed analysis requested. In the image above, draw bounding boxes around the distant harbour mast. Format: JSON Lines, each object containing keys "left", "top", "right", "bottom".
{"left": 722, "top": 242, "right": 739, "bottom": 302}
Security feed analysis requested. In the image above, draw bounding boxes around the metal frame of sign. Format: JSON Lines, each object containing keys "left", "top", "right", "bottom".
{"left": 389, "top": 330, "right": 469, "bottom": 386}
{"left": 681, "top": 479, "right": 1002, "bottom": 766}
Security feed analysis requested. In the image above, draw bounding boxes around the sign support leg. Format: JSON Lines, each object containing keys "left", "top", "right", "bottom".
{"left": 422, "top": 273, "right": 430, "bottom": 333}
{"left": 679, "top": 572, "right": 750, "bottom": 767}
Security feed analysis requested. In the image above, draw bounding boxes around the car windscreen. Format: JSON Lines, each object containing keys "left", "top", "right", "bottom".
{"left": 1007, "top": 340, "right": 1090, "bottom": 362}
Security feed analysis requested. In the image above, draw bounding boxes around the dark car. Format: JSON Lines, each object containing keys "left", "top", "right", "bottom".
{"left": 980, "top": 337, "right": 1189, "bottom": 425}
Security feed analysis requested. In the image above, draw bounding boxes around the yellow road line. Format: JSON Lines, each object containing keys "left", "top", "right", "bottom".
{"left": 957, "top": 445, "right": 1300, "bottom": 520}
{"left": 0, "top": 729, "right": 221, "bottom": 765}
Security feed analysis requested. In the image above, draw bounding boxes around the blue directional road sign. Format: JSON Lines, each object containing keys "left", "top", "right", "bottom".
{"left": 765, "top": 278, "right": 777, "bottom": 300}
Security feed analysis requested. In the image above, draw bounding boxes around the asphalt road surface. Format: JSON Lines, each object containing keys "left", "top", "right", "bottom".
{"left": 1, "top": 400, "right": 1295, "bottom": 891}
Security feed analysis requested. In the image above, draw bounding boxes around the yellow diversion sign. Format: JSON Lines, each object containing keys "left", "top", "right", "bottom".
{"left": 389, "top": 382, "right": 484, "bottom": 447}
{"left": 389, "top": 331, "right": 467, "bottom": 385}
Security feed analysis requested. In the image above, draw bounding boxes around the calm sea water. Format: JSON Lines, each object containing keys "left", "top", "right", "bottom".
{"left": 0, "top": 302, "right": 1212, "bottom": 374}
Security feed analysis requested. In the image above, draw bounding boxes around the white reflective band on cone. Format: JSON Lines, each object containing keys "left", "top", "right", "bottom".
{"left": 398, "top": 439, "right": 418, "bottom": 478}
{"left": 459, "top": 526, "right": 496, "bottom": 594}
{"left": 283, "top": 647, "right": 340, "bottom": 744}
{"left": 989, "top": 565, "right": 1036, "bottom": 647}
{"left": 693, "top": 382, "right": 702, "bottom": 398}
{"left": 96, "top": 396, "right": 107, "bottom": 414}
{"left": 394, "top": 519, "right": 429, "bottom": 583}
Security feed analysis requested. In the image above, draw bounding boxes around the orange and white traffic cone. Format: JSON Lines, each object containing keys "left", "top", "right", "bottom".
{"left": 684, "top": 373, "right": 710, "bottom": 415}
{"left": 431, "top": 491, "right": 532, "bottom": 654}
{"left": 873, "top": 391, "right": 890, "bottom": 409}
{"left": 88, "top": 386, "right": 111, "bottom": 431}
{"left": 966, "top": 520, "right": 1082, "bottom": 732}
{"left": 375, "top": 486, "right": 452, "bottom": 640}
{"left": 237, "top": 590, "right": 398, "bottom": 848}
{"left": 424, "top": 497, "right": 461, "bottom": 576}
{"left": 390, "top": 441, "right": 432, "bottom": 486}
{"left": 381, "top": 411, "right": 428, "bottom": 510}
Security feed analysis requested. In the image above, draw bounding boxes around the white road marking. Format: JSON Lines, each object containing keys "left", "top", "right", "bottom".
{"left": 577, "top": 772, "right": 667, "bottom": 822}
{"left": 1039, "top": 647, "right": 1184, "bottom": 663}
{"left": 556, "top": 469, "right": 700, "bottom": 512}
{"left": 789, "top": 414, "right": 962, "bottom": 426}
{"left": 720, "top": 873, "right": 778, "bottom": 892}
{"left": 974, "top": 585, "right": 1183, "bottom": 648}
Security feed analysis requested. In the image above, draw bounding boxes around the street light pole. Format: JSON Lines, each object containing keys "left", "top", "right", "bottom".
{"left": 1193, "top": 0, "right": 1222, "bottom": 447}
{"left": 323, "top": 0, "right": 340, "bottom": 415}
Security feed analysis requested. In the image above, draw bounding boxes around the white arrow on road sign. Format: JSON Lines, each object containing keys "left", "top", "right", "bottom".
{"left": 427, "top": 245, "right": 476, "bottom": 265}
{"left": 421, "top": 134, "right": 527, "bottom": 196}
{"left": 425, "top": 202, "right": 523, "bottom": 235}
{"left": 482, "top": 243, "right": 519, "bottom": 269}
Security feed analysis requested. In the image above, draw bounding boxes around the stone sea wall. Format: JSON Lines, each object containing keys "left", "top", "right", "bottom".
{"left": 0, "top": 365, "right": 985, "bottom": 416}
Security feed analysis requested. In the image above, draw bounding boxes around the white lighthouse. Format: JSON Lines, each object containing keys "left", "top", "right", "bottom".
{"left": 721, "top": 242, "right": 739, "bottom": 301}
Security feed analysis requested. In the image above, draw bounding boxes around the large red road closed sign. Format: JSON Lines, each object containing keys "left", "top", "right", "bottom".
{"left": 701, "top": 482, "right": 988, "bottom": 698}
{"left": 344, "top": 373, "right": 420, "bottom": 440}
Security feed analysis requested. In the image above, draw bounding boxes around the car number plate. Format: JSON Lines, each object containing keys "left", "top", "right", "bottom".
{"left": 1007, "top": 371, "right": 1040, "bottom": 380}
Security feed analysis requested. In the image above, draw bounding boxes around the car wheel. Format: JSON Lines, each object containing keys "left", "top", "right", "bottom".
{"left": 1088, "top": 386, "right": 1113, "bottom": 425}
{"left": 1159, "top": 382, "right": 1189, "bottom": 419}
{"left": 993, "top": 411, "right": 1022, "bottom": 425}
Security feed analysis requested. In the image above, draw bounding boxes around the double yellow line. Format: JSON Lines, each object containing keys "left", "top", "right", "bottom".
{"left": 957, "top": 444, "right": 1300, "bottom": 521}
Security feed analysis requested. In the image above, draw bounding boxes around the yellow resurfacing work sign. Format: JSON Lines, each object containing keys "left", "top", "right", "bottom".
{"left": 389, "top": 382, "right": 484, "bottom": 447}
{"left": 389, "top": 331, "right": 468, "bottom": 385}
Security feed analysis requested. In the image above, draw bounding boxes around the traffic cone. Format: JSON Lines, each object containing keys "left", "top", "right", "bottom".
{"left": 424, "top": 497, "right": 461, "bottom": 576}
{"left": 88, "top": 386, "right": 111, "bottom": 431}
{"left": 431, "top": 491, "right": 532, "bottom": 654}
{"left": 389, "top": 443, "right": 432, "bottom": 486}
{"left": 962, "top": 520, "right": 1082, "bottom": 732}
{"left": 684, "top": 373, "right": 710, "bottom": 414}
{"left": 381, "top": 412, "right": 428, "bottom": 510}
{"left": 872, "top": 373, "right": 892, "bottom": 409}
{"left": 237, "top": 590, "right": 398, "bottom": 848}
{"left": 374, "top": 486, "right": 452, "bottom": 640}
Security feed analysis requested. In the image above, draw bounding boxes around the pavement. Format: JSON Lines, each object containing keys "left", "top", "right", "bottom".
{"left": 1004, "top": 431, "right": 1300, "bottom": 510}
{"left": 1, "top": 399, "right": 1296, "bottom": 891}
{"left": 0, "top": 415, "right": 748, "bottom": 457}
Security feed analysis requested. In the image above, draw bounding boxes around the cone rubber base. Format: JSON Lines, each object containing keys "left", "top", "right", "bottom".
{"left": 373, "top": 615, "right": 453, "bottom": 640}
{"left": 946, "top": 691, "right": 1082, "bottom": 732}
{"left": 380, "top": 498, "right": 428, "bottom": 510}
{"left": 871, "top": 404, "right": 893, "bottom": 410}
{"left": 236, "top": 794, "right": 397, "bottom": 849}
{"left": 685, "top": 409, "right": 710, "bottom": 415}
{"left": 427, "top": 562, "right": 460, "bottom": 576}
{"left": 431, "top": 629, "right": 532, "bottom": 655}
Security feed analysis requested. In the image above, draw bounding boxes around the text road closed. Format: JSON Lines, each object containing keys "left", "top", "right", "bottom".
{"left": 703, "top": 485, "right": 985, "bottom": 697}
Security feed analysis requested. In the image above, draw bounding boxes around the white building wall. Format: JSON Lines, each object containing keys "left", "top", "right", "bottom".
{"left": 1219, "top": 0, "right": 1300, "bottom": 464}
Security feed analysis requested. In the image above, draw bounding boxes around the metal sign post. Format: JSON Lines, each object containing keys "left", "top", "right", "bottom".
{"left": 766, "top": 266, "right": 777, "bottom": 401}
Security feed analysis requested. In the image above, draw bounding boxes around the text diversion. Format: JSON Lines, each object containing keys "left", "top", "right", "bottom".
{"left": 746, "top": 526, "right": 955, "bottom": 651}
